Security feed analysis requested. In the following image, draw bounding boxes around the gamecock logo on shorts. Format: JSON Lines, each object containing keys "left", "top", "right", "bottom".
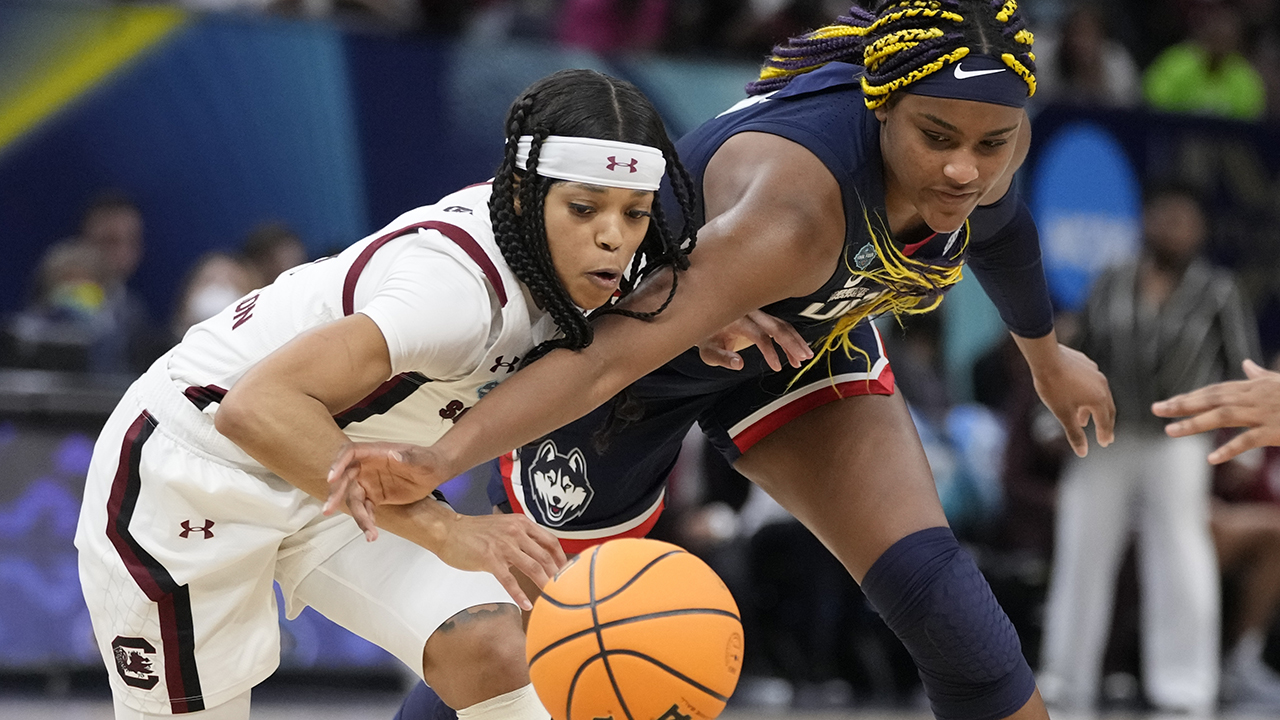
{"left": 112, "top": 636, "right": 160, "bottom": 690}
{"left": 527, "top": 440, "right": 594, "bottom": 527}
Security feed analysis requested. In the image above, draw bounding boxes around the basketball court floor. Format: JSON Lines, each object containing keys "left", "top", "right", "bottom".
{"left": 5, "top": 696, "right": 1280, "bottom": 720}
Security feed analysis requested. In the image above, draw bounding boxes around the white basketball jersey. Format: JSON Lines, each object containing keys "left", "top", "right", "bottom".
{"left": 166, "top": 183, "right": 557, "bottom": 463}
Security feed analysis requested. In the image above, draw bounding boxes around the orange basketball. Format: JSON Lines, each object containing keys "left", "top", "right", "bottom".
{"left": 526, "top": 538, "right": 744, "bottom": 720}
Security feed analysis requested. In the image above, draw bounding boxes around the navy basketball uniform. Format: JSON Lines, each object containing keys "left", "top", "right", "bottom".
{"left": 492, "top": 63, "right": 1053, "bottom": 552}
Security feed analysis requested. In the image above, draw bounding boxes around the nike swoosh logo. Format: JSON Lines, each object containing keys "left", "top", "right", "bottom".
{"left": 953, "top": 64, "right": 1007, "bottom": 80}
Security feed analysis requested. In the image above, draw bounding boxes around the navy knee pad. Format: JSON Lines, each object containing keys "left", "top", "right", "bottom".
{"left": 860, "top": 527, "right": 1035, "bottom": 720}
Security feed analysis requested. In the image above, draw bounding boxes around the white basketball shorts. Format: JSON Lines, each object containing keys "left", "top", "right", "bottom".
{"left": 74, "top": 363, "right": 512, "bottom": 715}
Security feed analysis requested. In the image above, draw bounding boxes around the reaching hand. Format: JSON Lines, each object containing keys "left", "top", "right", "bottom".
{"left": 324, "top": 442, "right": 446, "bottom": 535}
{"left": 1031, "top": 344, "right": 1116, "bottom": 457}
{"left": 432, "top": 510, "right": 568, "bottom": 611}
{"left": 1153, "top": 359, "right": 1280, "bottom": 464}
{"left": 699, "top": 309, "right": 813, "bottom": 371}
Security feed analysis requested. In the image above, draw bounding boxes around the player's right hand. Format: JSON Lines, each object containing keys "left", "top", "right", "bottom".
{"left": 1153, "top": 358, "right": 1280, "bottom": 464}
{"left": 435, "top": 511, "right": 568, "bottom": 611}
{"left": 324, "top": 441, "right": 444, "bottom": 530}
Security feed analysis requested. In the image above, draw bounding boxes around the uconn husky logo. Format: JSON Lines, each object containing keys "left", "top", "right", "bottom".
{"left": 606, "top": 156, "right": 639, "bottom": 173}
{"left": 527, "top": 440, "right": 594, "bottom": 527}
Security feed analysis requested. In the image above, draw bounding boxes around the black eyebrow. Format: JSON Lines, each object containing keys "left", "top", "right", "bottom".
{"left": 922, "top": 113, "right": 1019, "bottom": 137}
{"left": 565, "top": 183, "right": 652, "bottom": 197}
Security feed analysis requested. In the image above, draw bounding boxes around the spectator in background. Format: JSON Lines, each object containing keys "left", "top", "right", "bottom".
{"left": 1144, "top": 0, "right": 1267, "bottom": 120}
{"left": 171, "top": 251, "right": 259, "bottom": 342}
{"left": 1211, "top": 408, "right": 1280, "bottom": 707}
{"left": 78, "top": 190, "right": 170, "bottom": 373}
{"left": 1040, "top": 183, "right": 1260, "bottom": 713}
{"left": 2, "top": 240, "right": 111, "bottom": 372}
{"left": 556, "top": 0, "right": 670, "bottom": 54}
{"left": 1032, "top": 3, "right": 1141, "bottom": 107}
{"left": 240, "top": 221, "right": 308, "bottom": 287}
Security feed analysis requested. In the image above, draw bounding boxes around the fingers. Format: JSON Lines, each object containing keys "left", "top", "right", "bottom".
{"left": 1061, "top": 406, "right": 1090, "bottom": 457}
{"left": 752, "top": 312, "right": 812, "bottom": 368}
{"left": 323, "top": 468, "right": 350, "bottom": 516}
{"left": 1164, "top": 406, "right": 1244, "bottom": 438}
{"left": 1096, "top": 396, "right": 1116, "bottom": 447}
{"left": 509, "top": 540, "right": 557, "bottom": 594}
{"left": 323, "top": 446, "right": 358, "bottom": 515}
{"left": 490, "top": 566, "right": 533, "bottom": 612}
{"left": 327, "top": 444, "right": 356, "bottom": 484}
{"left": 1208, "top": 429, "right": 1269, "bottom": 465}
{"left": 1065, "top": 423, "right": 1089, "bottom": 457}
{"left": 698, "top": 343, "right": 744, "bottom": 370}
{"left": 1243, "top": 358, "right": 1267, "bottom": 379}
{"left": 734, "top": 317, "right": 783, "bottom": 371}
{"left": 758, "top": 339, "right": 783, "bottom": 373}
{"left": 1152, "top": 389, "right": 1219, "bottom": 418}
{"left": 346, "top": 481, "right": 379, "bottom": 542}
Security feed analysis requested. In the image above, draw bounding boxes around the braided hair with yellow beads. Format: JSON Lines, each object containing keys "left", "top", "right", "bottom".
{"left": 748, "top": 0, "right": 1035, "bottom": 105}
{"left": 743, "top": 1, "right": 1038, "bottom": 376}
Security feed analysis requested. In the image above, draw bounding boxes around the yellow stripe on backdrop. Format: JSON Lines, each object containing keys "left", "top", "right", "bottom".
{"left": 0, "top": 5, "right": 186, "bottom": 151}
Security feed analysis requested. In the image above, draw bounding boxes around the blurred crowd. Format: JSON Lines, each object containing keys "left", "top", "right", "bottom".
{"left": 0, "top": 190, "right": 308, "bottom": 375}
{"left": 136, "top": 0, "right": 1280, "bottom": 122}
{"left": 9, "top": 0, "right": 1280, "bottom": 714}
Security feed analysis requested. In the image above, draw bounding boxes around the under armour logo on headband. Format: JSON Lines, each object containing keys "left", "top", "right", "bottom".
{"left": 606, "top": 156, "right": 639, "bottom": 173}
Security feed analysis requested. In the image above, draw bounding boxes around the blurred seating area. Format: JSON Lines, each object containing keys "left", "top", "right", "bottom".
{"left": 5, "top": 0, "right": 1280, "bottom": 714}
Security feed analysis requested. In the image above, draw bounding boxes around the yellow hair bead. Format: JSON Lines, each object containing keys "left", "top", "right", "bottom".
{"left": 996, "top": 0, "right": 1017, "bottom": 22}
{"left": 1014, "top": 29, "right": 1034, "bottom": 45}
{"left": 1001, "top": 52, "right": 1036, "bottom": 96}
{"left": 872, "top": 7, "right": 965, "bottom": 33}
{"left": 810, "top": 23, "right": 869, "bottom": 40}
{"left": 862, "top": 47, "right": 970, "bottom": 108}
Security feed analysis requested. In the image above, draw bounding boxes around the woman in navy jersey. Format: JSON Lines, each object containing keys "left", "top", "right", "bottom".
{"left": 331, "top": 4, "right": 1116, "bottom": 720}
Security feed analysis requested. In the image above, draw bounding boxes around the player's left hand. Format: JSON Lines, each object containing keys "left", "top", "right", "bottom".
{"left": 324, "top": 441, "right": 448, "bottom": 536}
{"left": 1153, "top": 359, "right": 1280, "bottom": 464}
{"left": 699, "top": 309, "right": 813, "bottom": 371}
{"left": 1031, "top": 344, "right": 1116, "bottom": 458}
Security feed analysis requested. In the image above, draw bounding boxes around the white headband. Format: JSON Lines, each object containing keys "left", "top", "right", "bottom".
{"left": 515, "top": 135, "right": 665, "bottom": 191}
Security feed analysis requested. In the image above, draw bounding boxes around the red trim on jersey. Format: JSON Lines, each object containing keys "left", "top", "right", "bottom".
{"left": 731, "top": 365, "right": 897, "bottom": 455}
{"left": 499, "top": 451, "right": 665, "bottom": 556}
{"left": 342, "top": 220, "right": 507, "bottom": 316}
{"left": 902, "top": 233, "right": 936, "bottom": 257}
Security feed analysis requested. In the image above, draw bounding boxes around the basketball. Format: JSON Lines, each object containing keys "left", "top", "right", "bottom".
{"left": 526, "top": 538, "right": 743, "bottom": 720}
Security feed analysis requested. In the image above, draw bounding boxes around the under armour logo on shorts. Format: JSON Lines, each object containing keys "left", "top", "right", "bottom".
{"left": 179, "top": 519, "right": 215, "bottom": 539}
{"left": 606, "top": 156, "right": 639, "bottom": 173}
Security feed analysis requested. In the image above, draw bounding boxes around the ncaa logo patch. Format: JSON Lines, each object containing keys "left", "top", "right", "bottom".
{"left": 112, "top": 636, "right": 160, "bottom": 690}
{"left": 853, "top": 243, "right": 877, "bottom": 270}
{"left": 526, "top": 440, "right": 594, "bottom": 527}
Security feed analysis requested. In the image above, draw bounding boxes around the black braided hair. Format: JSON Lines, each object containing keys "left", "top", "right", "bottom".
{"left": 489, "top": 69, "right": 699, "bottom": 367}
{"left": 746, "top": 1, "right": 1036, "bottom": 107}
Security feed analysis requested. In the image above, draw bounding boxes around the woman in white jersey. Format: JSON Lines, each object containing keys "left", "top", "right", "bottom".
{"left": 73, "top": 69, "right": 712, "bottom": 720}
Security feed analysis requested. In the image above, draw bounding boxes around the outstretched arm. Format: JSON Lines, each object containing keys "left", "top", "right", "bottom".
{"left": 216, "top": 313, "right": 565, "bottom": 609}
{"left": 326, "top": 132, "right": 848, "bottom": 513}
